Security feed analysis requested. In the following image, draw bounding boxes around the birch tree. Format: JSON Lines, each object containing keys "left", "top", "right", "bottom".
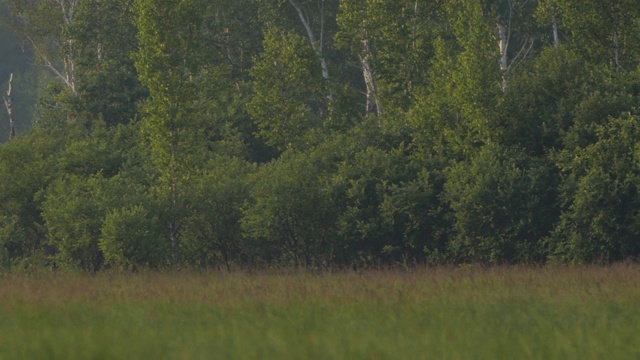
{"left": 336, "top": 0, "right": 435, "bottom": 115}
{"left": 7, "top": 0, "right": 80, "bottom": 94}
{"left": 3, "top": 73, "right": 15, "bottom": 139}
{"left": 492, "top": 0, "right": 538, "bottom": 92}
{"left": 541, "top": 0, "right": 640, "bottom": 70}
{"left": 336, "top": 0, "right": 381, "bottom": 116}
{"left": 535, "top": 0, "right": 562, "bottom": 47}
{"left": 286, "top": 0, "right": 332, "bottom": 82}
{"left": 6, "top": 0, "right": 145, "bottom": 126}
{"left": 411, "top": 0, "right": 502, "bottom": 160}
{"left": 69, "top": 0, "right": 144, "bottom": 126}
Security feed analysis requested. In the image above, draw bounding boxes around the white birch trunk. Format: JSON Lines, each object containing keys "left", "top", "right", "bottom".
{"left": 552, "top": 17, "right": 560, "bottom": 48}
{"left": 3, "top": 73, "right": 16, "bottom": 139}
{"left": 288, "top": 0, "right": 331, "bottom": 84}
{"left": 25, "top": 0, "right": 79, "bottom": 95}
{"left": 613, "top": 28, "right": 620, "bottom": 70}
{"left": 497, "top": 22, "right": 509, "bottom": 92}
{"left": 361, "top": 36, "right": 381, "bottom": 116}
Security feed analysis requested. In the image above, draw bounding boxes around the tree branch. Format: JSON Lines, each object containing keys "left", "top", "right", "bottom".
{"left": 25, "top": 35, "right": 76, "bottom": 95}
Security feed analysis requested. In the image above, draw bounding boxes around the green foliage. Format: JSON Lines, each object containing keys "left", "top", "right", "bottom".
{"left": 68, "top": 0, "right": 146, "bottom": 126}
{"left": 32, "top": 120, "right": 154, "bottom": 271}
{"left": 336, "top": 0, "right": 436, "bottom": 112}
{"left": 100, "top": 205, "right": 163, "bottom": 270}
{"left": 410, "top": 0, "right": 502, "bottom": 161}
{"left": 134, "top": 0, "right": 250, "bottom": 264}
{"left": 380, "top": 166, "right": 448, "bottom": 264}
{"left": 41, "top": 175, "right": 106, "bottom": 271}
{"left": 544, "top": 0, "right": 640, "bottom": 68}
{"left": 42, "top": 172, "right": 156, "bottom": 272}
{"left": 498, "top": 47, "right": 601, "bottom": 153}
{"left": 444, "top": 145, "right": 559, "bottom": 264}
{"left": 0, "top": 125, "right": 68, "bottom": 271}
{"left": 249, "top": 27, "right": 326, "bottom": 150}
{"left": 3, "top": 0, "right": 640, "bottom": 269}
{"left": 243, "top": 147, "right": 339, "bottom": 268}
{"left": 180, "top": 156, "right": 255, "bottom": 270}
{"left": 333, "top": 143, "right": 418, "bottom": 266}
{"left": 552, "top": 114, "right": 640, "bottom": 263}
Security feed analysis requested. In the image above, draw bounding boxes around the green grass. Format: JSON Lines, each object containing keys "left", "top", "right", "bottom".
{"left": 1, "top": 265, "right": 640, "bottom": 359}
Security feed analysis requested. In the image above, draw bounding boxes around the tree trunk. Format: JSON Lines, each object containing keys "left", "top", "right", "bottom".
{"left": 552, "top": 17, "right": 560, "bottom": 48}
{"left": 3, "top": 73, "right": 16, "bottom": 140}
{"left": 22, "top": 0, "right": 79, "bottom": 95}
{"left": 497, "top": 22, "right": 509, "bottom": 92}
{"left": 288, "top": 0, "right": 332, "bottom": 95}
{"left": 361, "top": 36, "right": 381, "bottom": 116}
{"left": 613, "top": 28, "right": 620, "bottom": 71}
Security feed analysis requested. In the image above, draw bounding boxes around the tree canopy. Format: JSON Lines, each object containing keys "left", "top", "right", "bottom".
{"left": 1, "top": 0, "right": 640, "bottom": 271}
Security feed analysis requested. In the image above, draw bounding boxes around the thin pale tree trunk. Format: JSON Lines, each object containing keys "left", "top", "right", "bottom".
{"left": 3, "top": 73, "right": 16, "bottom": 140}
{"left": 497, "top": 22, "right": 509, "bottom": 92}
{"left": 552, "top": 17, "right": 560, "bottom": 47}
{"left": 361, "top": 36, "right": 381, "bottom": 116}
{"left": 613, "top": 28, "right": 621, "bottom": 71}
{"left": 288, "top": 0, "right": 333, "bottom": 100}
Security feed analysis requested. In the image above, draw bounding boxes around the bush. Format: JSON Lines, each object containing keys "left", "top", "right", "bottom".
{"left": 552, "top": 114, "right": 640, "bottom": 263}
{"left": 100, "top": 205, "right": 164, "bottom": 270}
{"left": 444, "top": 144, "right": 558, "bottom": 264}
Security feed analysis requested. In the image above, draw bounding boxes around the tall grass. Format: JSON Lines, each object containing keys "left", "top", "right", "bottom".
{"left": 1, "top": 265, "right": 639, "bottom": 359}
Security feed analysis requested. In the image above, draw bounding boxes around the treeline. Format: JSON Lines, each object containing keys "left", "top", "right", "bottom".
{"left": 1, "top": 0, "right": 640, "bottom": 271}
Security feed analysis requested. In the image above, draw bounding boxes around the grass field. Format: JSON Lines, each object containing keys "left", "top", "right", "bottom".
{"left": 1, "top": 265, "right": 639, "bottom": 359}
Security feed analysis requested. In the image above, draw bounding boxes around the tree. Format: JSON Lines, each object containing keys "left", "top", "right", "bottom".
{"left": 135, "top": 0, "right": 262, "bottom": 264}
{"left": 180, "top": 156, "right": 255, "bottom": 271}
{"left": 444, "top": 144, "right": 558, "bottom": 264}
{"left": 42, "top": 174, "right": 106, "bottom": 271}
{"left": 5, "top": 0, "right": 146, "bottom": 128}
{"left": 540, "top": 0, "right": 640, "bottom": 70}
{"left": 552, "top": 113, "right": 640, "bottom": 263}
{"left": 336, "top": 0, "right": 436, "bottom": 114}
{"left": 201, "top": 0, "right": 264, "bottom": 80}
{"left": 248, "top": 27, "right": 326, "bottom": 150}
{"left": 7, "top": 0, "right": 80, "bottom": 95}
{"left": 286, "top": 0, "right": 332, "bottom": 82}
{"left": 68, "top": 0, "right": 146, "bottom": 126}
{"left": 261, "top": 0, "right": 340, "bottom": 90}
{"left": 135, "top": 0, "right": 210, "bottom": 262}
{"left": 40, "top": 120, "right": 151, "bottom": 271}
{"left": 379, "top": 167, "right": 446, "bottom": 265}
{"left": 42, "top": 171, "right": 160, "bottom": 272}
{"left": 0, "top": 128, "right": 56, "bottom": 270}
{"left": 410, "top": 0, "right": 502, "bottom": 162}
{"left": 3, "top": 72, "right": 15, "bottom": 139}
{"left": 243, "top": 147, "right": 339, "bottom": 269}
{"left": 336, "top": 0, "right": 382, "bottom": 115}
{"left": 100, "top": 204, "right": 164, "bottom": 270}
{"left": 333, "top": 143, "right": 419, "bottom": 267}
{"left": 491, "top": 0, "right": 539, "bottom": 91}
{"left": 0, "top": 4, "right": 43, "bottom": 137}
{"left": 498, "top": 46, "right": 598, "bottom": 154}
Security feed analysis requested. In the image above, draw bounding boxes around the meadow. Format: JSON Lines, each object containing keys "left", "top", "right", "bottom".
{"left": 1, "top": 265, "right": 639, "bottom": 359}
